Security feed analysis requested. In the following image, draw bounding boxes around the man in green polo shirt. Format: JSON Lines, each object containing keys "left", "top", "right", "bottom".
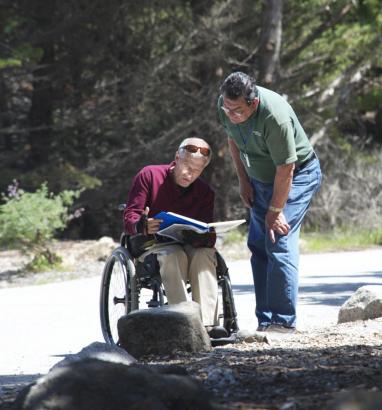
{"left": 217, "top": 71, "right": 322, "bottom": 332}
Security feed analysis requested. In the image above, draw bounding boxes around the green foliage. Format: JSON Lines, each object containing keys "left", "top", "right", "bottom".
{"left": 222, "top": 226, "right": 248, "bottom": 245}
{"left": 301, "top": 228, "right": 382, "bottom": 253}
{"left": 355, "top": 88, "right": 382, "bottom": 111}
{"left": 1, "top": 0, "right": 382, "bottom": 238}
{"left": 0, "top": 183, "right": 80, "bottom": 252}
{"left": 12, "top": 43, "right": 43, "bottom": 64}
{"left": 25, "top": 249, "right": 63, "bottom": 272}
{"left": 0, "top": 58, "right": 21, "bottom": 69}
{"left": 0, "top": 163, "right": 101, "bottom": 195}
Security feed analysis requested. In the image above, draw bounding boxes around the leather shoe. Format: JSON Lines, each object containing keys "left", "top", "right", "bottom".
{"left": 267, "top": 324, "right": 296, "bottom": 334}
{"left": 206, "top": 326, "right": 229, "bottom": 339}
{"left": 256, "top": 324, "right": 270, "bottom": 332}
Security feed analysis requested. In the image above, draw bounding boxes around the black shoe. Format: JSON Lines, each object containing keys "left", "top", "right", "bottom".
{"left": 206, "top": 326, "right": 229, "bottom": 339}
{"left": 256, "top": 324, "right": 270, "bottom": 332}
{"left": 267, "top": 324, "right": 296, "bottom": 334}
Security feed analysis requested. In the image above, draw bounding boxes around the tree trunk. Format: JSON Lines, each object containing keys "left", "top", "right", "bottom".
{"left": 25, "top": 0, "right": 57, "bottom": 169}
{"left": 258, "top": 0, "right": 283, "bottom": 85}
{"left": 0, "top": 73, "right": 13, "bottom": 151}
{"left": 26, "top": 43, "right": 55, "bottom": 169}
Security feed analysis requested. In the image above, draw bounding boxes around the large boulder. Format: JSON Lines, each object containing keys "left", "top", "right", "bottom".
{"left": 50, "top": 341, "right": 136, "bottom": 370}
{"left": 12, "top": 358, "right": 219, "bottom": 410}
{"left": 338, "top": 285, "right": 382, "bottom": 324}
{"left": 118, "top": 301, "right": 211, "bottom": 358}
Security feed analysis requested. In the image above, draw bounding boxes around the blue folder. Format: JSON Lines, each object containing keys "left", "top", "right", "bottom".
{"left": 154, "top": 211, "right": 209, "bottom": 232}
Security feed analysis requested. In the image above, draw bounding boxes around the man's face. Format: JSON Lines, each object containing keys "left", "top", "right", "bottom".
{"left": 221, "top": 95, "right": 257, "bottom": 124}
{"left": 173, "top": 156, "right": 206, "bottom": 188}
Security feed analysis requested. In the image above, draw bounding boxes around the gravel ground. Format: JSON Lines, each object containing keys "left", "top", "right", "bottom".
{"left": 0, "top": 240, "right": 109, "bottom": 289}
{"left": 140, "top": 319, "right": 382, "bottom": 409}
{"left": 1, "top": 241, "right": 382, "bottom": 409}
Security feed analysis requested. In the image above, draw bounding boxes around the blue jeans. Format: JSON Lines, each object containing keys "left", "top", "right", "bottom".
{"left": 248, "top": 158, "right": 322, "bottom": 328}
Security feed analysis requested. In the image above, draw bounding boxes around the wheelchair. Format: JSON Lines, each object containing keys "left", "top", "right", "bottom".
{"left": 100, "top": 227, "right": 239, "bottom": 347}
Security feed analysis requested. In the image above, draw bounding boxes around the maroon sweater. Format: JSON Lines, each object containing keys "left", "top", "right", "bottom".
{"left": 123, "top": 162, "right": 215, "bottom": 235}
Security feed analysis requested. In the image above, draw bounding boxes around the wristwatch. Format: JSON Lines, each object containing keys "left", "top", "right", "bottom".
{"left": 268, "top": 205, "right": 283, "bottom": 213}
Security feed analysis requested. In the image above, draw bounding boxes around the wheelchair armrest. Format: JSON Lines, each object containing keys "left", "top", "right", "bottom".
{"left": 123, "top": 233, "right": 157, "bottom": 258}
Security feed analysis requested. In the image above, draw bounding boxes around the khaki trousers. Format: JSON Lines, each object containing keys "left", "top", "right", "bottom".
{"left": 139, "top": 244, "right": 218, "bottom": 326}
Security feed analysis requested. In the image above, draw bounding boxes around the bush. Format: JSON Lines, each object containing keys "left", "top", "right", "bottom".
{"left": 0, "top": 181, "right": 80, "bottom": 269}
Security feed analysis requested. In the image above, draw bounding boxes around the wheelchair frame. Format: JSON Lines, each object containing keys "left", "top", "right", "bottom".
{"left": 100, "top": 232, "right": 239, "bottom": 346}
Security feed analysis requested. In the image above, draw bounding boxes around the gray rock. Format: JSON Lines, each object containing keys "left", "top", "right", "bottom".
{"left": 205, "top": 366, "right": 236, "bottom": 388}
{"left": 77, "top": 237, "right": 116, "bottom": 261}
{"left": 236, "top": 329, "right": 269, "bottom": 344}
{"left": 328, "top": 389, "right": 382, "bottom": 410}
{"left": 12, "top": 358, "right": 219, "bottom": 410}
{"left": 118, "top": 301, "right": 211, "bottom": 358}
{"left": 50, "top": 341, "right": 136, "bottom": 371}
{"left": 338, "top": 286, "right": 382, "bottom": 324}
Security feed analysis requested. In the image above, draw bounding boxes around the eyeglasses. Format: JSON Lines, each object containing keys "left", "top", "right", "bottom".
{"left": 181, "top": 144, "right": 211, "bottom": 157}
{"left": 221, "top": 105, "right": 245, "bottom": 118}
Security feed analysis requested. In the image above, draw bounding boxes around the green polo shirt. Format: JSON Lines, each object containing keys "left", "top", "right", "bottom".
{"left": 217, "top": 86, "right": 313, "bottom": 183}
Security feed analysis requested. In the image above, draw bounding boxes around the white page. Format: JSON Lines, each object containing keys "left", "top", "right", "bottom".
{"left": 209, "top": 219, "right": 246, "bottom": 233}
{"left": 156, "top": 223, "right": 207, "bottom": 242}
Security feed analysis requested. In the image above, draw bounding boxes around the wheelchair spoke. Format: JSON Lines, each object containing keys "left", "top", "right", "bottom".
{"left": 107, "top": 259, "right": 128, "bottom": 343}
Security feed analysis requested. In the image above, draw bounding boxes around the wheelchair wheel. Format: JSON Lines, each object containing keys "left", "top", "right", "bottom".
{"left": 100, "top": 246, "right": 138, "bottom": 345}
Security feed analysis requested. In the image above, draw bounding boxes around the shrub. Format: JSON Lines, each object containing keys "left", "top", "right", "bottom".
{"left": 0, "top": 181, "right": 80, "bottom": 269}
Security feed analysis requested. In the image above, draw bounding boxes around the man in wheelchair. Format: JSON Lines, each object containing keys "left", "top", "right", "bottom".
{"left": 123, "top": 137, "right": 229, "bottom": 339}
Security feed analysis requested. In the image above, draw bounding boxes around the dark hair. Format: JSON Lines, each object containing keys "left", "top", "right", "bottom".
{"left": 220, "top": 72, "right": 258, "bottom": 104}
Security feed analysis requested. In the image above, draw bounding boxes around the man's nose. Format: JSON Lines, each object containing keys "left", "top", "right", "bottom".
{"left": 183, "top": 170, "right": 192, "bottom": 180}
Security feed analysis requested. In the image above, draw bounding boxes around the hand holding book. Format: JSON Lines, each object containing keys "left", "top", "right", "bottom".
{"left": 154, "top": 211, "right": 246, "bottom": 243}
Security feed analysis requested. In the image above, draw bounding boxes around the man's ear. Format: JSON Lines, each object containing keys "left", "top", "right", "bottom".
{"left": 252, "top": 98, "right": 259, "bottom": 109}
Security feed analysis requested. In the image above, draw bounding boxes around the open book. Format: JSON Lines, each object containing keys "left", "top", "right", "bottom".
{"left": 154, "top": 211, "right": 246, "bottom": 243}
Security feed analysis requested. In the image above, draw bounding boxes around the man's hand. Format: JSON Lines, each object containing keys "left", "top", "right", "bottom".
{"left": 239, "top": 179, "right": 254, "bottom": 208}
{"left": 137, "top": 207, "right": 163, "bottom": 235}
{"left": 265, "top": 210, "right": 290, "bottom": 243}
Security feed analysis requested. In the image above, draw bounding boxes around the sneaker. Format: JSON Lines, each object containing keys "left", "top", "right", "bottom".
{"left": 256, "top": 324, "right": 270, "bottom": 332}
{"left": 267, "top": 324, "right": 296, "bottom": 334}
{"left": 206, "top": 326, "right": 229, "bottom": 339}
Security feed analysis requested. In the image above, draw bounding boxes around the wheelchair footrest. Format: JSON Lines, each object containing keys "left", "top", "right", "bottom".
{"left": 147, "top": 300, "right": 161, "bottom": 308}
{"left": 210, "top": 332, "right": 238, "bottom": 347}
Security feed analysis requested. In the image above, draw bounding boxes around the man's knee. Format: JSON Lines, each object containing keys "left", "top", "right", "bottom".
{"left": 157, "top": 245, "right": 188, "bottom": 266}
{"left": 190, "top": 247, "right": 216, "bottom": 263}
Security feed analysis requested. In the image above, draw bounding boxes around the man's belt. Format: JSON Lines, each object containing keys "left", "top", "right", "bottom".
{"left": 295, "top": 151, "right": 317, "bottom": 172}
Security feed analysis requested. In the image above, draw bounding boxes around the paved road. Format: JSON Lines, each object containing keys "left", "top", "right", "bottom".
{"left": 1, "top": 248, "right": 381, "bottom": 380}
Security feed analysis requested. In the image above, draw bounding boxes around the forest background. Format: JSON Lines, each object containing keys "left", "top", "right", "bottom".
{"left": 0, "top": 0, "right": 381, "bottom": 244}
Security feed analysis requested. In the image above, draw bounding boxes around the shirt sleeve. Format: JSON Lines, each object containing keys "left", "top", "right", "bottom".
{"left": 123, "top": 169, "right": 151, "bottom": 234}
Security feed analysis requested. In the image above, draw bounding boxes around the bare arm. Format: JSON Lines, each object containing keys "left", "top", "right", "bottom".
{"left": 266, "top": 163, "right": 294, "bottom": 243}
{"left": 227, "top": 138, "right": 253, "bottom": 208}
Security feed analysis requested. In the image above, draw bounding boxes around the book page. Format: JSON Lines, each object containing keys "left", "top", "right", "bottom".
{"left": 209, "top": 219, "right": 246, "bottom": 234}
{"left": 154, "top": 211, "right": 246, "bottom": 238}
{"left": 166, "top": 212, "right": 208, "bottom": 228}
{"left": 156, "top": 223, "right": 208, "bottom": 242}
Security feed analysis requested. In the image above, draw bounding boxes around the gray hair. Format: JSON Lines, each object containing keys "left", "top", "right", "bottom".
{"left": 177, "top": 138, "right": 212, "bottom": 165}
